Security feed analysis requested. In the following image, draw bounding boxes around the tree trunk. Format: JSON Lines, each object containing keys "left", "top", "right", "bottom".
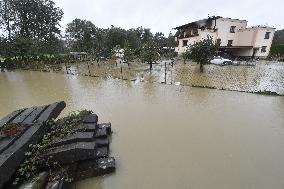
{"left": 97, "top": 59, "right": 100, "bottom": 68}
{"left": 200, "top": 64, "right": 204, "bottom": 73}
{"left": 150, "top": 62, "right": 153, "bottom": 71}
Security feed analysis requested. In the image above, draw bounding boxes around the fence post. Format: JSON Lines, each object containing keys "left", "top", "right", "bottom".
{"left": 87, "top": 62, "right": 91, "bottom": 76}
{"left": 65, "top": 62, "right": 68, "bottom": 74}
{"left": 164, "top": 61, "right": 167, "bottom": 84}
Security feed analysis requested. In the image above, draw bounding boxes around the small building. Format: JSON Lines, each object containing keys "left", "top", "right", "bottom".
{"left": 174, "top": 16, "right": 275, "bottom": 59}
{"left": 114, "top": 48, "right": 124, "bottom": 59}
{"left": 70, "top": 52, "right": 88, "bottom": 60}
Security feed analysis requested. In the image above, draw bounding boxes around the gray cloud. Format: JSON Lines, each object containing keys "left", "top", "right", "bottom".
{"left": 54, "top": 0, "right": 283, "bottom": 35}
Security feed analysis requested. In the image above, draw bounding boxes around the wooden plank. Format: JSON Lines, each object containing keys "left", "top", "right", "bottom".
{"left": 98, "top": 123, "right": 112, "bottom": 135}
{"left": 83, "top": 114, "right": 98, "bottom": 124}
{"left": 0, "top": 101, "right": 66, "bottom": 188}
{"left": 0, "top": 126, "right": 29, "bottom": 154}
{"left": 22, "top": 105, "right": 48, "bottom": 125}
{"left": 41, "top": 142, "right": 97, "bottom": 165}
{"left": 37, "top": 101, "right": 66, "bottom": 122}
{"left": 0, "top": 109, "right": 26, "bottom": 128}
{"left": 95, "top": 127, "right": 107, "bottom": 138}
{"left": 0, "top": 123, "right": 50, "bottom": 188}
{"left": 0, "top": 138, "right": 14, "bottom": 154}
{"left": 75, "top": 157, "right": 115, "bottom": 181}
{"left": 11, "top": 107, "right": 37, "bottom": 124}
{"left": 48, "top": 132, "right": 95, "bottom": 148}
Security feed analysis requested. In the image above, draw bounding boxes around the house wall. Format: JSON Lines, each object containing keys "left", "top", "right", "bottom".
{"left": 176, "top": 36, "right": 200, "bottom": 54}
{"left": 236, "top": 29, "right": 255, "bottom": 46}
{"left": 252, "top": 28, "right": 275, "bottom": 57}
{"left": 175, "top": 46, "right": 187, "bottom": 54}
{"left": 175, "top": 17, "right": 275, "bottom": 58}
{"left": 176, "top": 30, "right": 217, "bottom": 55}
{"left": 215, "top": 18, "right": 247, "bottom": 46}
{"left": 198, "top": 29, "right": 217, "bottom": 41}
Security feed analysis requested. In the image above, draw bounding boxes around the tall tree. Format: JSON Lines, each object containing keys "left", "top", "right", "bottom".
{"left": 0, "top": 0, "right": 16, "bottom": 40}
{"left": 0, "top": 0, "right": 63, "bottom": 57}
{"left": 123, "top": 42, "right": 135, "bottom": 64}
{"left": 65, "top": 19, "right": 97, "bottom": 53}
{"left": 166, "top": 32, "right": 176, "bottom": 48}
{"left": 188, "top": 36, "right": 217, "bottom": 72}
{"left": 154, "top": 32, "right": 167, "bottom": 48}
{"left": 141, "top": 28, "right": 153, "bottom": 43}
{"left": 140, "top": 41, "right": 160, "bottom": 71}
{"left": 105, "top": 26, "right": 127, "bottom": 51}
{"left": 270, "top": 29, "right": 284, "bottom": 58}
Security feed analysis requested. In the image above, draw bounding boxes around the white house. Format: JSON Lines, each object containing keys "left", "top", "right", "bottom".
{"left": 174, "top": 16, "right": 275, "bottom": 59}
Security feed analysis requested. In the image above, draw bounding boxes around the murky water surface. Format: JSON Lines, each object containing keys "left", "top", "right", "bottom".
{"left": 1, "top": 71, "right": 284, "bottom": 189}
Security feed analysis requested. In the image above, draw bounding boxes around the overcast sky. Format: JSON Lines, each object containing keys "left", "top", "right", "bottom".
{"left": 54, "top": 0, "right": 283, "bottom": 35}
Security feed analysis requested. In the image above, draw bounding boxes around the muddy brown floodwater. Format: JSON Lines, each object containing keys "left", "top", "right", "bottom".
{"left": 1, "top": 71, "right": 284, "bottom": 189}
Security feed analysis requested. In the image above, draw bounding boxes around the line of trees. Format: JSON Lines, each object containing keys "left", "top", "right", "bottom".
{"left": 270, "top": 29, "right": 284, "bottom": 61}
{"left": 0, "top": 0, "right": 176, "bottom": 62}
{"left": 65, "top": 19, "right": 176, "bottom": 59}
{"left": 0, "top": 0, "right": 64, "bottom": 58}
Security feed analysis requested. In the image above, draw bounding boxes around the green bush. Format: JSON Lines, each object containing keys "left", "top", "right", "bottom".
{"left": 270, "top": 44, "right": 284, "bottom": 57}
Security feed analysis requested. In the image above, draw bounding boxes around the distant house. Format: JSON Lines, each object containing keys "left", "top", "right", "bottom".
{"left": 114, "top": 48, "right": 124, "bottom": 59}
{"left": 174, "top": 16, "right": 275, "bottom": 59}
{"left": 70, "top": 52, "right": 88, "bottom": 60}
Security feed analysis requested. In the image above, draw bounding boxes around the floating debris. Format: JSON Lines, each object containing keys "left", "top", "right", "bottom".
{"left": 175, "top": 82, "right": 181, "bottom": 86}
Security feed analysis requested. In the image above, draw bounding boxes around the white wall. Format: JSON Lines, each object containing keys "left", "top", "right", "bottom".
{"left": 253, "top": 28, "right": 275, "bottom": 57}
{"left": 235, "top": 29, "right": 255, "bottom": 46}
{"left": 175, "top": 18, "right": 275, "bottom": 58}
{"left": 176, "top": 30, "right": 217, "bottom": 54}
{"left": 215, "top": 18, "right": 247, "bottom": 46}
{"left": 176, "top": 36, "right": 200, "bottom": 54}
{"left": 198, "top": 29, "right": 217, "bottom": 41}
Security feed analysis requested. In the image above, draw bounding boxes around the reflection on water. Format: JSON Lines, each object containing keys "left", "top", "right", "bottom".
{"left": 1, "top": 71, "right": 284, "bottom": 189}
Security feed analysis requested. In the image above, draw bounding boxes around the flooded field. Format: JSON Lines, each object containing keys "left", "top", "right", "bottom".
{"left": 1, "top": 71, "right": 284, "bottom": 189}
{"left": 45, "top": 60, "right": 284, "bottom": 95}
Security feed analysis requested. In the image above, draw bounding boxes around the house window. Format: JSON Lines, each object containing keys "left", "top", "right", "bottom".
{"left": 230, "top": 26, "right": 236, "bottom": 33}
{"left": 182, "top": 40, "right": 188, "bottom": 47}
{"left": 261, "top": 46, "right": 267, "bottom": 53}
{"left": 227, "top": 40, "right": 233, "bottom": 46}
{"left": 264, "top": 32, "right": 271, "bottom": 39}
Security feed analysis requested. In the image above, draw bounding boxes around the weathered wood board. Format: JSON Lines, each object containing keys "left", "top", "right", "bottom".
{"left": 0, "top": 101, "right": 66, "bottom": 126}
{"left": 0, "top": 109, "right": 26, "bottom": 128}
{"left": 37, "top": 102, "right": 66, "bottom": 122}
{"left": 0, "top": 105, "right": 115, "bottom": 189}
{"left": 0, "top": 123, "right": 50, "bottom": 188}
{"left": 0, "top": 101, "right": 66, "bottom": 188}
